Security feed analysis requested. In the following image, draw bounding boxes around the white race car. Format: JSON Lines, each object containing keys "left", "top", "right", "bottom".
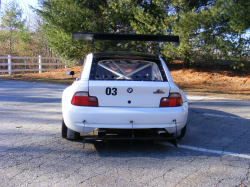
{"left": 62, "top": 51, "right": 188, "bottom": 142}
{"left": 62, "top": 33, "right": 188, "bottom": 144}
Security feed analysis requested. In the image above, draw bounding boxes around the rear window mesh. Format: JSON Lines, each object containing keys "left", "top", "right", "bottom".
{"left": 93, "top": 60, "right": 163, "bottom": 81}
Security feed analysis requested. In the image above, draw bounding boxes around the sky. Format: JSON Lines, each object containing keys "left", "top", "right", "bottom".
{"left": 1, "top": 0, "right": 39, "bottom": 12}
{"left": 1, "top": 0, "right": 39, "bottom": 30}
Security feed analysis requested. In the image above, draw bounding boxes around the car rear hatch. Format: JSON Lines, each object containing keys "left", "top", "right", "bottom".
{"left": 88, "top": 57, "right": 170, "bottom": 107}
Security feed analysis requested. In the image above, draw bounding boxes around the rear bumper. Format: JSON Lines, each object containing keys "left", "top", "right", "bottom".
{"left": 62, "top": 101, "right": 188, "bottom": 134}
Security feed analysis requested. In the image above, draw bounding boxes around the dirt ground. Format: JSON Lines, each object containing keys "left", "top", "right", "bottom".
{"left": 1, "top": 63, "right": 250, "bottom": 100}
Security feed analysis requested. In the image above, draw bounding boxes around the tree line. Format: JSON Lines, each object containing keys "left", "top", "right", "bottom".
{"left": 1, "top": 0, "right": 250, "bottom": 69}
{"left": 0, "top": 1, "right": 53, "bottom": 57}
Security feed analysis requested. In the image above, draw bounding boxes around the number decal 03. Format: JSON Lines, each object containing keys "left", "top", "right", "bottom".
{"left": 112, "top": 88, "right": 117, "bottom": 95}
{"left": 106, "top": 87, "right": 111, "bottom": 95}
{"left": 106, "top": 87, "right": 117, "bottom": 95}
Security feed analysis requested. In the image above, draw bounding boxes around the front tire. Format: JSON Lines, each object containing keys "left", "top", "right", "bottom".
{"left": 62, "top": 119, "right": 80, "bottom": 140}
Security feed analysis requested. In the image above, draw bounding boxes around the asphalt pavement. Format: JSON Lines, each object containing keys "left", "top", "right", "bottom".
{"left": 0, "top": 79, "right": 249, "bottom": 187}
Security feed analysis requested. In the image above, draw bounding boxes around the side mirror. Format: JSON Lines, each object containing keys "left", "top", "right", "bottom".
{"left": 66, "top": 71, "right": 75, "bottom": 78}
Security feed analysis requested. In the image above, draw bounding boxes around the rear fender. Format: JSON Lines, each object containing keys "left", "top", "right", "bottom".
{"left": 62, "top": 80, "right": 89, "bottom": 102}
{"left": 159, "top": 57, "right": 174, "bottom": 83}
{"left": 168, "top": 83, "right": 187, "bottom": 103}
{"left": 180, "top": 90, "right": 187, "bottom": 103}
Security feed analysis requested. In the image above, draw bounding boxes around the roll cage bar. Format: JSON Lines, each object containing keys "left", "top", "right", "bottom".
{"left": 97, "top": 60, "right": 161, "bottom": 81}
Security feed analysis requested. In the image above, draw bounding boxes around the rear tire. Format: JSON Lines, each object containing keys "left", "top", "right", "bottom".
{"left": 178, "top": 124, "right": 186, "bottom": 139}
{"left": 62, "top": 119, "right": 68, "bottom": 139}
{"left": 62, "top": 119, "right": 80, "bottom": 140}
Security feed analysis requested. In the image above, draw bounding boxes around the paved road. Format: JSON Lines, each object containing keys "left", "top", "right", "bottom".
{"left": 0, "top": 79, "right": 250, "bottom": 187}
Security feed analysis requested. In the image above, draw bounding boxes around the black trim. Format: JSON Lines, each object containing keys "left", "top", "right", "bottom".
{"left": 73, "top": 32, "right": 179, "bottom": 43}
{"left": 93, "top": 52, "right": 159, "bottom": 60}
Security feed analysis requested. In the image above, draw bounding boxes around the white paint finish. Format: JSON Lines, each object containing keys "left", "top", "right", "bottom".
{"left": 89, "top": 80, "right": 170, "bottom": 107}
{"left": 159, "top": 57, "right": 174, "bottom": 82}
{"left": 158, "top": 142, "right": 250, "bottom": 159}
{"left": 169, "top": 82, "right": 181, "bottom": 93}
{"left": 80, "top": 53, "right": 93, "bottom": 80}
{"left": 181, "top": 90, "right": 188, "bottom": 103}
{"left": 62, "top": 101, "right": 188, "bottom": 134}
{"left": 61, "top": 80, "right": 88, "bottom": 102}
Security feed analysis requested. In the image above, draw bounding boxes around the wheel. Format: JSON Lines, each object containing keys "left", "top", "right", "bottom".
{"left": 62, "top": 118, "right": 80, "bottom": 140}
{"left": 178, "top": 124, "right": 186, "bottom": 139}
{"left": 62, "top": 118, "right": 67, "bottom": 139}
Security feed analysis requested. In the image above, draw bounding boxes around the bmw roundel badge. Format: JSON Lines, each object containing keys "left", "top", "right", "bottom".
{"left": 127, "top": 88, "right": 133, "bottom": 93}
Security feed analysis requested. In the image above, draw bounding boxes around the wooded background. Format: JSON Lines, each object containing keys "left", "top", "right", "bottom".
{"left": 1, "top": 0, "right": 250, "bottom": 69}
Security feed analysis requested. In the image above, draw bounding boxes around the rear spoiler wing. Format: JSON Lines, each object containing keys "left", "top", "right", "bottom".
{"left": 72, "top": 32, "right": 180, "bottom": 46}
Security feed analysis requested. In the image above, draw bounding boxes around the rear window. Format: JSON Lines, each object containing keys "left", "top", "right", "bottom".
{"left": 90, "top": 59, "right": 166, "bottom": 81}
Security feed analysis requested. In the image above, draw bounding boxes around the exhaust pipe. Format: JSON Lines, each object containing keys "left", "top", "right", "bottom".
{"left": 157, "top": 129, "right": 167, "bottom": 135}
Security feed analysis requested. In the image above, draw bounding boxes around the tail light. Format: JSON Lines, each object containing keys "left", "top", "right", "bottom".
{"left": 71, "top": 92, "right": 98, "bottom": 106}
{"left": 160, "top": 93, "right": 183, "bottom": 107}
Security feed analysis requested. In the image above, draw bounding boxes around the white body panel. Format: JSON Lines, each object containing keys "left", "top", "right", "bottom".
{"left": 89, "top": 81, "right": 170, "bottom": 107}
{"left": 62, "top": 53, "right": 188, "bottom": 135}
{"left": 80, "top": 53, "right": 93, "bottom": 80}
{"left": 62, "top": 100, "right": 188, "bottom": 134}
